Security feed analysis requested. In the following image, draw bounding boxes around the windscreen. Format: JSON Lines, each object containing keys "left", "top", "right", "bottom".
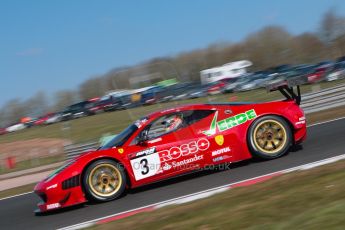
{"left": 100, "top": 124, "right": 138, "bottom": 150}
{"left": 99, "top": 117, "right": 148, "bottom": 149}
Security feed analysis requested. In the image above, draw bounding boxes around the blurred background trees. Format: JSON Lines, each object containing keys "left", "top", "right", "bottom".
{"left": 319, "top": 8, "right": 345, "bottom": 58}
{"left": 53, "top": 90, "right": 78, "bottom": 112}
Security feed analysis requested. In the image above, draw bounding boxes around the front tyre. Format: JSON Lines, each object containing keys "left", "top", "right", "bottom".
{"left": 83, "top": 159, "right": 126, "bottom": 202}
{"left": 248, "top": 116, "right": 292, "bottom": 160}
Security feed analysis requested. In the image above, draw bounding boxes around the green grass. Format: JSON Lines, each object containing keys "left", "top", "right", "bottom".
{"left": 90, "top": 160, "right": 345, "bottom": 230}
{"left": 0, "top": 154, "right": 65, "bottom": 175}
{"left": 1, "top": 79, "right": 345, "bottom": 144}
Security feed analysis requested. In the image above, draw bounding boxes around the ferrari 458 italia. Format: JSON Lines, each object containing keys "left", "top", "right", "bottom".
{"left": 34, "top": 79, "right": 307, "bottom": 213}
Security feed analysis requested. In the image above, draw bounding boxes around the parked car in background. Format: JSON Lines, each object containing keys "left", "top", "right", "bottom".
{"left": 207, "top": 81, "right": 226, "bottom": 95}
{"left": 34, "top": 113, "right": 55, "bottom": 126}
{"left": 200, "top": 60, "right": 252, "bottom": 84}
{"left": 140, "top": 86, "right": 163, "bottom": 105}
{"left": 6, "top": 123, "right": 26, "bottom": 132}
{"left": 266, "top": 65, "right": 292, "bottom": 78}
{"left": 61, "top": 100, "right": 97, "bottom": 121}
{"left": 291, "top": 64, "right": 315, "bottom": 77}
{"left": 325, "top": 62, "right": 345, "bottom": 82}
{"left": 207, "top": 79, "right": 237, "bottom": 95}
{"left": 88, "top": 96, "right": 113, "bottom": 114}
{"left": 0, "top": 127, "right": 7, "bottom": 135}
{"left": 171, "top": 83, "right": 201, "bottom": 101}
{"left": 235, "top": 72, "right": 274, "bottom": 92}
{"left": 222, "top": 75, "right": 250, "bottom": 93}
{"left": 119, "top": 93, "right": 139, "bottom": 109}
{"left": 19, "top": 117, "right": 37, "bottom": 128}
{"left": 45, "top": 113, "right": 62, "bottom": 124}
{"left": 336, "top": 56, "right": 345, "bottom": 63}
{"left": 101, "top": 95, "right": 123, "bottom": 111}
{"left": 186, "top": 84, "right": 208, "bottom": 99}
{"left": 99, "top": 92, "right": 138, "bottom": 111}
{"left": 307, "top": 62, "right": 334, "bottom": 83}
{"left": 272, "top": 64, "right": 314, "bottom": 83}
{"left": 156, "top": 83, "right": 192, "bottom": 102}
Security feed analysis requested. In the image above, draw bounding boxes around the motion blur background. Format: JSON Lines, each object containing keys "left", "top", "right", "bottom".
{"left": 1, "top": 0, "right": 345, "bottom": 173}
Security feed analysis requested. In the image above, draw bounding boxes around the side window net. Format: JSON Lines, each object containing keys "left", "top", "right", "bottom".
{"left": 147, "top": 113, "right": 183, "bottom": 139}
{"left": 182, "top": 110, "right": 215, "bottom": 126}
{"left": 148, "top": 110, "right": 215, "bottom": 139}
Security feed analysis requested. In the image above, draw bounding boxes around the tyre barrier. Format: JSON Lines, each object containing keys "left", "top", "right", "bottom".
{"left": 64, "top": 142, "right": 99, "bottom": 160}
{"left": 301, "top": 83, "right": 345, "bottom": 114}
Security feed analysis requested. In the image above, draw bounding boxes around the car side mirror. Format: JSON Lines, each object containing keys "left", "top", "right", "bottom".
{"left": 138, "top": 130, "right": 149, "bottom": 146}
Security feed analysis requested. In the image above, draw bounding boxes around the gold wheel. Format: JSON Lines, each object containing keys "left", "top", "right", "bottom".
{"left": 88, "top": 163, "right": 122, "bottom": 197}
{"left": 253, "top": 119, "right": 287, "bottom": 155}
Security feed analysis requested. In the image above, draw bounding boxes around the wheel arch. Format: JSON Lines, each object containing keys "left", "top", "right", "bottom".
{"left": 246, "top": 113, "right": 295, "bottom": 149}
{"left": 80, "top": 156, "right": 132, "bottom": 194}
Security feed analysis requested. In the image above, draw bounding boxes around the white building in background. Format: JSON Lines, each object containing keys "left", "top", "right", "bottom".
{"left": 200, "top": 60, "right": 252, "bottom": 84}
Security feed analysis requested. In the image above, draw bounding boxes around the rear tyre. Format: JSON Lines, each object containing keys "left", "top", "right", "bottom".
{"left": 83, "top": 159, "right": 126, "bottom": 202}
{"left": 248, "top": 116, "right": 292, "bottom": 160}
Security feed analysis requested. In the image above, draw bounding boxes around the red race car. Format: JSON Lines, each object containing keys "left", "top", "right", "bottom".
{"left": 34, "top": 80, "right": 307, "bottom": 213}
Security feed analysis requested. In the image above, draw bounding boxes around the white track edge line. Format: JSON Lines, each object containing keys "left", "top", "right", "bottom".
{"left": 0, "top": 191, "right": 33, "bottom": 201}
{"left": 307, "top": 116, "right": 345, "bottom": 127}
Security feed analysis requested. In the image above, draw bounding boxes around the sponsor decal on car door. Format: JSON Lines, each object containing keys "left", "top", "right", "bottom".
{"left": 203, "top": 109, "right": 257, "bottom": 136}
{"left": 129, "top": 138, "right": 210, "bottom": 181}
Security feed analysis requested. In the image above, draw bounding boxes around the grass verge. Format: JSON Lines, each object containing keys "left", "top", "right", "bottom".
{"left": 0, "top": 154, "right": 65, "bottom": 175}
{"left": 90, "top": 160, "right": 345, "bottom": 230}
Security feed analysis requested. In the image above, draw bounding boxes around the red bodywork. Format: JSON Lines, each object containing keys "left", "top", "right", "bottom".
{"left": 34, "top": 100, "right": 306, "bottom": 213}
{"left": 207, "top": 81, "right": 227, "bottom": 95}
{"left": 307, "top": 66, "right": 332, "bottom": 83}
{"left": 34, "top": 113, "right": 55, "bottom": 126}
{"left": 0, "top": 128, "right": 7, "bottom": 135}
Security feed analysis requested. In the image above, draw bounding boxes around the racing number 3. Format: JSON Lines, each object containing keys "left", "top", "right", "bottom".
{"left": 130, "top": 153, "right": 161, "bottom": 181}
{"left": 140, "top": 158, "right": 149, "bottom": 175}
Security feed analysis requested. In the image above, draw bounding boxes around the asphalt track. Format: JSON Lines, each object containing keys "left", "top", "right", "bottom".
{"left": 0, "top": 118, "right": 344, "bottom": 230}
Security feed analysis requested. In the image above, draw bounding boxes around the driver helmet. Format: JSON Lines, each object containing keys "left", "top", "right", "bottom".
{"left": 163, "top": 114, "right": 183, "bottom": 132}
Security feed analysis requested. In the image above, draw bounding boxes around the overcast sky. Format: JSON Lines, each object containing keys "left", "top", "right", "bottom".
{"left": 1, "top": 0, "right": 344, "bottom": 106}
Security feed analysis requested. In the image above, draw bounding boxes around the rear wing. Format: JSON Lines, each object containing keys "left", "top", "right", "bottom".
{"left": 266, "top": 76, "right": 308, "bottom": 105}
